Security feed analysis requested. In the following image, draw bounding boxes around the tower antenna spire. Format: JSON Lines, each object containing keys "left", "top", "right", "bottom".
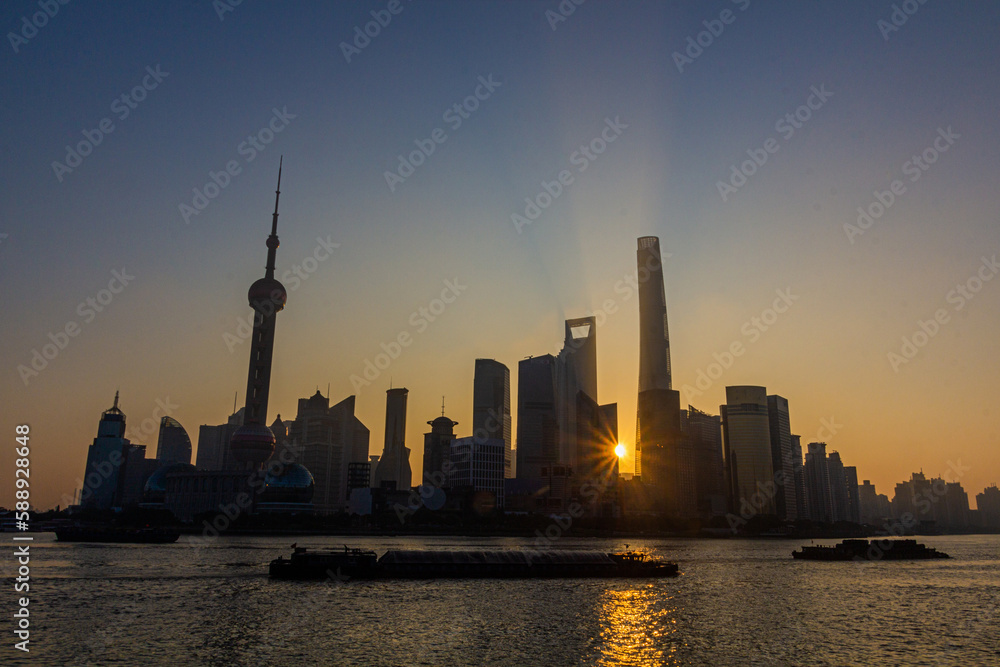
{"left": 264, "top": 157, "right": 283, "bottom": 279}
{"left": 441, "top": 395, "right": 445, "bottom": 417}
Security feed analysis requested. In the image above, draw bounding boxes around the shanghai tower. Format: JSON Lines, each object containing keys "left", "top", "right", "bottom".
{"left": 230, "top": 159, "right": 288, "bottom": 471}
{"left": 634, "top": 236, "right": 683, "bottom": 513}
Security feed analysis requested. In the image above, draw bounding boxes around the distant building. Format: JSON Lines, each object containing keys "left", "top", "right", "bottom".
{"left": 977, "top": 485, "right": 1000, "bottom": 530}
{"left": 721, "top": 386, "right": 775, "bottom": 516}
{"left": 473, "top": 359, "right": 512, "bottom": 478}
{"left": 844, "top": 465, "right": 861, "bottom": 524}
{"left": 195, "top": 409, "right": 245, "bottom": 471}
{"left": 155, "top": 416, "right": 192, "bottom": 465}
{"left": 804, "top": 443, "right": 834, "bottom": 523}
{"left": 790, "top": 435, "right": 809, "bottom": 521}
{"left": 373, "top": 388, "right": 412, "bottom": 492}
{"left": 80, "top": 392, "right": 131, "bottom": 511}
{"left": 286, "top": 391, "right": 370, "bottom": 514}
{"left": 683, "top": 406, "right": 727, "bottom": 518}
{"left": 423, "top": 411, "right": 458, "bottom": 484}
{"left": 827, "top": 452, "right": 850, "bottom": 522}
{"left": 449, "top": 437, "right": 505, "bottom": 510}
{"left": 858, "top": 480, "right": 891, "bottom": 525}
{"left": 516, "top": 355, "right": 559, "bottom": 482}
{"left": 892, "top": 472, "right": 972, "bottom": 532}
{"left": 766, "top": 395, "right": 798, "bottom": 522}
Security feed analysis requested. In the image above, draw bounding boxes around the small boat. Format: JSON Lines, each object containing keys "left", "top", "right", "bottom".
{"left": 55, "top": 525, "right": 180, "bottom": 544}
{"left": 792, "top": 538, "right": 950, "bottom": 561}
{"left": 269, "top": 546, "right": 680, "bottom": 580}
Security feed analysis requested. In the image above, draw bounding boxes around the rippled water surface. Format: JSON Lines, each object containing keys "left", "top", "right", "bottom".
{"left": 5, "top": 534, "right": 998, "bottom": 666}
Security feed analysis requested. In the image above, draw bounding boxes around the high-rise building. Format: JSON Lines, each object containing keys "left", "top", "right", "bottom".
{"left": 635, "top": 236, "right": 674, "bottom": 483}
{"left": 195, "top": 408, "right": 245, "bottom": 471}
{"left": 804, "top": 442, "right": 834, "bottom": 522}
{"left": 827, "top": 451, "right": 849, "bottom": 522}
{"left": 449, "top": 437, "right": 505, "bottom": 510}
{"left": 766, "top": 395, "right": 798, "bottom": 521}
{"left": 156, "top": 416, "right": 192, "bottom": 466}
{"left": 844, "top": 465, "right": 861, "bottom": 524}
{"left": 80, "top": 392, "right": 131, "bottom": 510}
{"left": 230, "top": 160, "right": 288, "bottom": 471}
{"left": 790, "top": 435, "right": 809, "bottom": 521}
{"left": 721, "top": 386, "right": 775, "bottom": 516}
{"left": 683, "top": 406, "right": 727, "bottom": 518}
{"left": 977, "top": 485, "right": 1000, "bottom": 530}
{"left": 286, "top": 391, "right": 370, "bottom": 513}
{"left": 858, "top": 480, "right": 892, "bottom": 525}
{"left": 515, "top": 355, "right": 559, "bottom": 482}
{"left": 373, "top": 387, "right": 412, "bottom": 491}
{"left": 473, "top": 359, "right": 512, "bottom": 478}
{"left": 557, "top": 317, "right": 598, "bottom": 472}
{"left": 423, "top": 410, "right": 458, "bottom": 483}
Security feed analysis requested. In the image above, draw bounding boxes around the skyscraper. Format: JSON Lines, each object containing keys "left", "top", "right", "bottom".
{"left": 287, "top": 391, "right": 370, "bottom": 513}
{"left": 683, "top": 406, "right": 727, "bottom": 518}
{"left": 634, "top": 236, "right": 685, "bottom": 515}
{"left": 373, "top": 387, "right": 412, "bottom": 491}
{"left": 827, "top": 451, "right": 849, "bottom": 522}
{"left": 790, "top": 435, "right": 809, "bottom": 521}
{"left": 804, "top": 442, "right": 834, "bottom": 522}
{"left": 515, "top": 355, "right": 559, "bottom": 482}
{"left": 473, "top": 359, "right": 512, "bottom": 477}
{"left": 766, "top": 395, "right": 797, "bottom": 521}
{"left": 636, "top": 236, "right": 671, "bottom": 393}
{"left": 80, "top": 391, "right": 131, "bottom": 510}
{"left": 230, "top": 160, "right": 288, "bottom": 471}
{"left": 721, "top": 386, "right": 775, "bottom": 516}
{"left": 156, "top": 416, "right": 192, "bottom": 466}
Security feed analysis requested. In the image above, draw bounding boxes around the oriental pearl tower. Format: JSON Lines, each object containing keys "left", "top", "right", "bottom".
{"left": 230, "top": 159, "right": 288, "bottom": 471}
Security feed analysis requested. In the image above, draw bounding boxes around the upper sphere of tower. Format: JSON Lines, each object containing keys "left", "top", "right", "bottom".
{"left": 266, "top": 236, "right": 279, "bottom": 250}
{"left": 248, "top": 277, "right": 287, "bottom": 310}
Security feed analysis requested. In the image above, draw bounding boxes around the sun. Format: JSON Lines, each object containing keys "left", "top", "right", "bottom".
{"left": 615, "top": 443, "right": 626, "bottom": 458}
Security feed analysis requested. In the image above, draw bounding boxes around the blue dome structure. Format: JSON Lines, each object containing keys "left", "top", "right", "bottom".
{"left": 143, "top": 462, "right": 196, "bottom": 503}
{"left": 262, "top": 463, "right": 315, "bottom": 504}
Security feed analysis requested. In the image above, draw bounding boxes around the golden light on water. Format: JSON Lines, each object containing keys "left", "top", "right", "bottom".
{"left": 615, "top": 443, "right": 626, "bottom": 458}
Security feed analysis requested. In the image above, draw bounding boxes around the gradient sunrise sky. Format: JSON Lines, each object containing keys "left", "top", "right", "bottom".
{"left": 2, "top": 0, "right": 999, "bottom": 510}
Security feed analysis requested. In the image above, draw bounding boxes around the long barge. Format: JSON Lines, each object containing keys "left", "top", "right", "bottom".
{"left": 792, "top": 538, "right": 950, "bottom": 561}
{"left": 269, "top": 546, "right": 679, "bottom": 580}
{"left": 55, "top": 525, "right": 180, "bottom": 544}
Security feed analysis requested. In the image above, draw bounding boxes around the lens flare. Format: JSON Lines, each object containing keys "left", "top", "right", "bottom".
{"left": 615, "top": 443, "right": 626, "bottom": 458}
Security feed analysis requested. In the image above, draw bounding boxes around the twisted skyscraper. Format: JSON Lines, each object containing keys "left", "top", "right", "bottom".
{"left": 634, "top": 236, "right": 684, "bottom": 513}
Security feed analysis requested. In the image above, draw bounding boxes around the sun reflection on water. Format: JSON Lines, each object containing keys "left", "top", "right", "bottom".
{"left": 594, "top": 584, "right": 681, "bottom": 666}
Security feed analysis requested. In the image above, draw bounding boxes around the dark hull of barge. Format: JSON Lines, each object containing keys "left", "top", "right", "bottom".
{"left": 269, "top": 548, "right": 679, "bottom": 580}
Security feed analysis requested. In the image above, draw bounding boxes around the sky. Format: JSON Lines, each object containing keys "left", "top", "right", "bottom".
{"left": 2, "top": 0, "right": 999, "bottom": 511}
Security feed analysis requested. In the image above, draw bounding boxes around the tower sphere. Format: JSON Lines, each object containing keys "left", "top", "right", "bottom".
{"left": 248, "top": 277, "right": 287, "bottom": 310}
{"left": 230, "top": 422, "right": 276, "bottom": 464}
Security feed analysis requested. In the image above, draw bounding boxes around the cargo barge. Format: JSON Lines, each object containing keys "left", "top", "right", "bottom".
{"left": 269, "top": 546, "right": 680, "bottom": 580}
{"left": 55, "top": 525, "right": 180, "bottom": 544}
{"left": 792, "top": 539, "right": 950, "bottom": 561}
